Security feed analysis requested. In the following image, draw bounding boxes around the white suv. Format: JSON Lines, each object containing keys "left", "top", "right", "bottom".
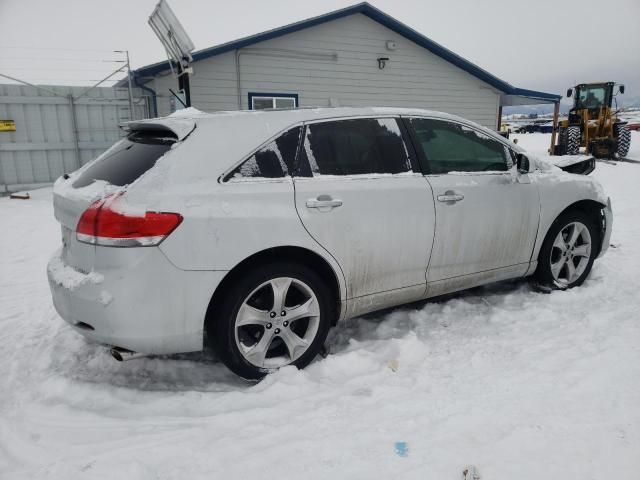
{"left": 47, "top": 107, "right": 612, "bottom": 379}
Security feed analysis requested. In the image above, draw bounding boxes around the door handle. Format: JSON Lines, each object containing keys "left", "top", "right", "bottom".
{"left": 306, "top": 196, "right": 343, "bottom": 209}
{"left": 437, "top": 191, "right": 464, "bottom": 203}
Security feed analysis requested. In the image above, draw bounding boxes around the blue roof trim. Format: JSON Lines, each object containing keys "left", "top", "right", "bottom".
{"left": 511, "top": 87, "right": 561, "bottom": 101}
{"left": 129, "top": 2, "right": 560, "bottom": 101}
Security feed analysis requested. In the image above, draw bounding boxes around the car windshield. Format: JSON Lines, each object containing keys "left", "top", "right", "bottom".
{"left": 575, "top": 86, "right": 607, "bottom": 109}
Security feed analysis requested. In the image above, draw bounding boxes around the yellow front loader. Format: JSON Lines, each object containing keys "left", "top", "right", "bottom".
{"left": 552, "top": 82, "right": 630, "bottom": 159}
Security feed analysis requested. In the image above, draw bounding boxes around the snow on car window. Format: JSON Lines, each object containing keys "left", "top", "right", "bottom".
{"left": 72, "top": 130, "right": 177, "bottom": 188}
{"left": 303, "top": 118, "right": 412, "bottom": 176}
{"left": 227, "top": 127, "right": 301, "bottom": 180}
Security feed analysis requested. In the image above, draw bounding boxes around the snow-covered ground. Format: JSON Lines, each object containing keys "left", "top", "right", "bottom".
{"left": 1, "top": 133, "right": 639, "bottom": 479}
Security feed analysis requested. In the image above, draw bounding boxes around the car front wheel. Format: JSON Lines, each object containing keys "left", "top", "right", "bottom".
{"left": 209, "top": 263, "right": 333, "bottom": 379}
{"left": 535, "top": 211, "right": 599, "bottom": 289}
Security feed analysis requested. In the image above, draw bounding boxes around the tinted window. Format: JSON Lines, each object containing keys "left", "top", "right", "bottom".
{"left": 576, "top": 85, "right": 606, "bottom": 109}
{"left": 410, "top": 118, "right": 508, "bottom": 174}
{"left": 228, "top": 127, "right": 301, "bottom": 180}
{"left": 73, "top": 129, "right": 176, "bottom": 188}
{"left": 303, "top": 118, "right": 411, "bottom": 175}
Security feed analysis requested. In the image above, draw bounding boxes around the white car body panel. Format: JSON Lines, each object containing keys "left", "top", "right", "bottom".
{"left": 46, "top": 107, "right": 612, "bottom": 356}
{"left": 294, "top": 173, "right": 435, "bottom": 301}
{"left": 425, "top": 171, "right": 539, "bottom": 282}
{"left": 48, "top": 245, "right": 224, "bottom": 353}
{"left": 526, "top": 168, "right": 611, "bottom": 274}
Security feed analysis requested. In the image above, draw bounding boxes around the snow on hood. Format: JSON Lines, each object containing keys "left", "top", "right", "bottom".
{"left": 528, "top": 153, "right": 596, "bottom": 175}
{"left": 548, "top": 154, "right": 595, "bottom": 169}
{"left": 530, "top": 154, "right": 563, "bottom": 173}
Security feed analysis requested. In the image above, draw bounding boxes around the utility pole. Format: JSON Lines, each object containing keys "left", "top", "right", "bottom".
{"left": 178, "top": 60, "right": 192, "bottom": 107}
{"left": 115, "top": 50, "right": 135, "bottom": 120}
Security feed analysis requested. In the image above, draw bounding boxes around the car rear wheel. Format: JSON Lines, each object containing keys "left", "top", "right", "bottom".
{"left": 209, "top": 263, "right": 333, "bottom": 379}
{"left": 535, "top": 211, "right": 599, "bottom": 289}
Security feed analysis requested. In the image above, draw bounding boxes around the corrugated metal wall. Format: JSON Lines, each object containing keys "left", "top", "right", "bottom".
{"left": 0, "top": 84, "right": 149, "bottom": 193}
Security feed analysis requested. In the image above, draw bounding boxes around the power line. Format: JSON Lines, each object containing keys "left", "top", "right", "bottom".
{"left": 0, "top": 46, "right": 123, "bottom": 53}
{"left": 3, "top": 66, "right": 128, "bottom": 72}
{"left": 0, "top": 56, "right": 126, "bottom": 63}
{"left": 1, "top": 77, "right": 123, "bottom": 83}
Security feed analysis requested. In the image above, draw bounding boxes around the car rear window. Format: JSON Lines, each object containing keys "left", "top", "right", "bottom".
{"left": 72, "top": 129, "right": 177, "bottom": 188}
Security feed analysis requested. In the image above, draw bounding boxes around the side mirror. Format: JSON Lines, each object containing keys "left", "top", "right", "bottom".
{"left": 516, "top": 153, "right": 530, "bottom": 174}
{"left": 619, "top": 85, "right": 625, "bottom": 94}
{"left": 566, "top": 88, "right": 573, "bottom": 98}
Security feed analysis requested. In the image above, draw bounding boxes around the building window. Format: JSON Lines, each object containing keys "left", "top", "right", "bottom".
{"left": 248, "top": 92, "right": 298, "bottom": 110}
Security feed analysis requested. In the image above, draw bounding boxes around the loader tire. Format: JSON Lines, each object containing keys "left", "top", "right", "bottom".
{"left": 555, "top": 127, "right": 568, "bottom": 155}
{"left": 615, "top": 123, "right": 631, "bottom": 158}
{"left": 566, "top": 126, "right": 580, "bottom": 155}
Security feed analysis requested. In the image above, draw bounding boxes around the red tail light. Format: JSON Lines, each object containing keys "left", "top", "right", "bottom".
{"left": 76, "top": 195, "right": 182, "bottom": 247}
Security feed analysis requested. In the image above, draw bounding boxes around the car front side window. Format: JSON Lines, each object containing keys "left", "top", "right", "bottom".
{"left": 410, "top": 118, "right": 508, "bottom": 174}
{"left": 301, "top": 118, "right": 412, "bottom": 176}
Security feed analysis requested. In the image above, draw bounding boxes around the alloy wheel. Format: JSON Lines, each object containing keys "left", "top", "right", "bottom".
{"left": 234, "top": 277, "right": 321, "bottom": 369}
{"left": 549, "top": 221, "right": 592, "bottom": 286}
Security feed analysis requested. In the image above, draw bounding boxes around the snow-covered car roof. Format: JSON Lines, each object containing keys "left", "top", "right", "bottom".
{"left": 128, "top": 105, "right": 511, "bottom": 151}
{"left": 123, "top": 107, "right": 525, "bottom": 197}
{"left": 126, "top": 106, "right": 495, "bottom": 137}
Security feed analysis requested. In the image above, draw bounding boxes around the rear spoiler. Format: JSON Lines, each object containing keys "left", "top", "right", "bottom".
{"left": 121, "top": 117, "right": 196, "bottom": 141}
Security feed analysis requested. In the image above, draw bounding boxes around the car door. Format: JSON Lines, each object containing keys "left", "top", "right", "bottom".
{"left": 405, "top": 117, "right": 540, "bottom": 290}
{"left": 293, "top": 117, "right": 435, "bottom": 311}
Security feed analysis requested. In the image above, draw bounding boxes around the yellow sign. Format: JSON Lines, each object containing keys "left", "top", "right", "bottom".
{"left": 0, "top": 120, "right": 16, "bottom": 132}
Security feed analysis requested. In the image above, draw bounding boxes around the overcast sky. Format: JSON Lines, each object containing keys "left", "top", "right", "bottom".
{"left": 1, "top": 0, "right": 639, "bottom": 105}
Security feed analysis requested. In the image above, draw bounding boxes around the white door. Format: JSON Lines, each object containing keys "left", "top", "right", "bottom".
{"left": 406, "top": 117, "right": 540, "bottom": 282}
{"left": 293, "top": 117, "right": 436, "bottom": 300}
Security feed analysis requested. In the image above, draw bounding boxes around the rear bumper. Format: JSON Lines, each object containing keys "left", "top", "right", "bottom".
{"left": 47, "top": 247, "right": 227, "bottom": 354}
{"left": 598, "top": 197, "right": 613, "bottom": 258}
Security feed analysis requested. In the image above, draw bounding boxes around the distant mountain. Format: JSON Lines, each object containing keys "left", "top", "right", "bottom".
{"left": 503, "top": 96, "right": 640, "bottom": 116}
{"left": 625, "top": 96, "right": 640, "bottom": 108}
{"left": 503, "top": 105, "right": 566, "bottom": 116}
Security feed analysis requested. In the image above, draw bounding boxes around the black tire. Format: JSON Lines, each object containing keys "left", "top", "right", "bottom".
{"left": 558, "top": 127, "right": 567, "bottom": 144}
{"left": 208, "top": 262, "right": 334, "bottom": 380}
{"left": 615, "top": 123, "right": 631, "bottom": 158}
{"left": 556, "top": 127, "right": 568, "bottom": 155}
{"left": 535, "top": 210, "right": 600, "bottom": 289}
{"left": 566, "top": 126, "right": 581, "bottom": 155}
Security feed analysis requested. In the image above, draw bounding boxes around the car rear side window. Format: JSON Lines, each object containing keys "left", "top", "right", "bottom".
{"left": 410, "top": 118, "right": 508, "bottom": 174}
{"left": 302, "top": 118, "right": 411, "bottom": 176}
{"left": 227, "top": 127, "right": 302, "bottom": 180}
{"left": 72, "top": 129, "right": 177, "bottom": 188}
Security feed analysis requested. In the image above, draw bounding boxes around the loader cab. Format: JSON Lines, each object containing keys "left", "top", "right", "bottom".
{"left": 567, "top": 83, "right": 615, "bottom": 122}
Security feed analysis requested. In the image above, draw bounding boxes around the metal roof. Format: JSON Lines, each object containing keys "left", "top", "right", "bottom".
{"left": 127, "top": 2, "right": 560, "bottom": 103}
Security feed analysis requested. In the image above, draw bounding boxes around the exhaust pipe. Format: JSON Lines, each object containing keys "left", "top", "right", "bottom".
{"left": 110, "top": 347, "right": 147, "bottom": 362}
